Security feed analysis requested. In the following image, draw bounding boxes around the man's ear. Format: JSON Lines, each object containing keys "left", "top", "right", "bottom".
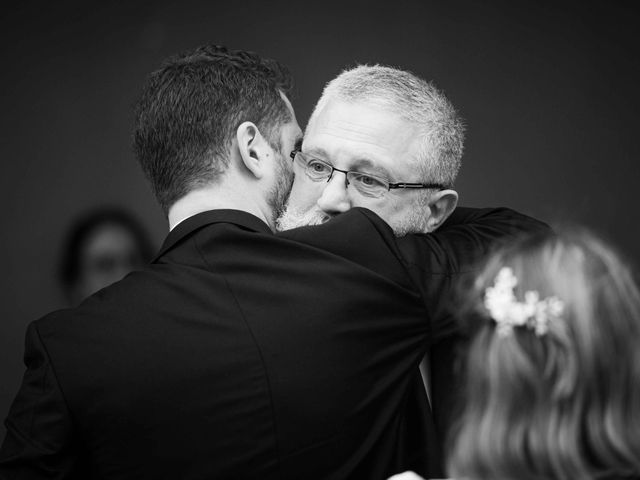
{"left": 426, "top": 189, "right": 459, "bottom": 232}
{"left": 236, "top": 121, "right": 272, "bottom": 179}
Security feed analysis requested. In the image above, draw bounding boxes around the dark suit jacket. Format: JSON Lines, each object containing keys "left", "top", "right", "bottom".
{"left": 0, "top": 207, "right": 547, "bottom": 480}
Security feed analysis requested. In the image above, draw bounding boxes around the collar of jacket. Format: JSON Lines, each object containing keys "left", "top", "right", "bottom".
{"left": 153, "top": 209, "right": 272, "bottom": 262}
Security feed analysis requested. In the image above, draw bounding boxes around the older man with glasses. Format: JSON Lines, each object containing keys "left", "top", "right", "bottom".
{"left": 277, "top": 65, "right": 462, "bottom": 236}
{"left": 277, "top": 64, "right": 545, "bottom": 476}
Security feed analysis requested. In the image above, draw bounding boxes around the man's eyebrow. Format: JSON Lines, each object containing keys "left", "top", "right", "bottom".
{"left": 350, "top": 158, "right": 392, "bottom": 179}
{"left": 303, "top": 146, "right": 329, "bottom": 158}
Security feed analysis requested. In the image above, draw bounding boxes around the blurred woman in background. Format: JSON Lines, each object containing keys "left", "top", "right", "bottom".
{"left": 59, "top": 206, "right": 154, "bottom": 305}
{"left": 448, "top": 228, "right": 640, "bottom": 479}
{"left": 392, "top": 229, "right": 640, "bottom": 480}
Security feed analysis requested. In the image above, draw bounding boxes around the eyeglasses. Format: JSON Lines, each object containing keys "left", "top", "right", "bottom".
{"left": 290, "top": 149, "right": 447, "bottom": 198}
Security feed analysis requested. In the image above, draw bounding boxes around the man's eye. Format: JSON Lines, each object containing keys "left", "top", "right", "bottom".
{"left": 354, "top": 174, "right": 385, "bottom": 188}
{"left": 308, "top": 160, "right": 331, "bottom": 174}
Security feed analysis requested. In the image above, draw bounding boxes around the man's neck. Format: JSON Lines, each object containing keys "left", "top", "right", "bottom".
{"left": 168, "top": 186, "right": 272, "bottom": 231}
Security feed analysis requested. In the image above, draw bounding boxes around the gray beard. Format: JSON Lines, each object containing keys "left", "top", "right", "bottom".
{"left": 276, "top": 195, "right": 431, "bottom": 235}
{"left": 276, "top": 205, "right": 332, "bottom": 231}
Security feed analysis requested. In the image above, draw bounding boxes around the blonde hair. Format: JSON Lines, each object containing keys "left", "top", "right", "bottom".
{"left": 447, "top": 229, "right": 640, "bottom": 480}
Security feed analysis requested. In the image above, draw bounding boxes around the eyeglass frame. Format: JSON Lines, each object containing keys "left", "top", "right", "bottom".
{"left": 289, "top": 148, "right": 449, "bottom": 194}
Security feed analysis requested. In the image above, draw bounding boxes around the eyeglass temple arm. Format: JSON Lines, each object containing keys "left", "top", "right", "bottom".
{"left": 389, "top": 183, "right": 447, "bottom": 190}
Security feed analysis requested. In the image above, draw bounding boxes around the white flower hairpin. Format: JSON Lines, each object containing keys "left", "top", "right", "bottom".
{"left": 483, "top": 267, "right": 565, "bottom": 337}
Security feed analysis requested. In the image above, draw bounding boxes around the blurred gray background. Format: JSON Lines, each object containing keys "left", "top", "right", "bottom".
{"left": 1, "top": 0, "right": 638, "bottom": 439}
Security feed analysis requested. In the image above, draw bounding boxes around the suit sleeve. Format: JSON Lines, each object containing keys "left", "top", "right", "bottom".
{"left": 397, "top": 207, "right": 550, "bottom": 341}
{"left": 0, "top": 322, "right": 78, "bottom": 480}
{"left": 398, "top": 207, "right": 550, "bottom": 445}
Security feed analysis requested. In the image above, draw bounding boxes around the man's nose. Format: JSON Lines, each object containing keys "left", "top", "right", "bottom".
{"left": 316, "top": 172, "right": 351, "bottom": 214}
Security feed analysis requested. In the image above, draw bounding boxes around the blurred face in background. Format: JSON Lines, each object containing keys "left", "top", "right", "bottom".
{"left": 68, "top": 222, "right": 147, "bottom": 304}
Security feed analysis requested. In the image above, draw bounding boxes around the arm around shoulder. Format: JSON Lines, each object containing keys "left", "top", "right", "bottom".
{"left": 399, "top": 206, "right": 550, "bottom": 274}
{"left": 397, "top": 206, "right": 549, "bottom": 340}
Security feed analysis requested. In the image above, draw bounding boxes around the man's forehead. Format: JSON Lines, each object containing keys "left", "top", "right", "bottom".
{"left": 302, "top": 99, "right": 420, "bottom": 174}
{"left": 307, "top": 100, "right": 416, "bottom": 146}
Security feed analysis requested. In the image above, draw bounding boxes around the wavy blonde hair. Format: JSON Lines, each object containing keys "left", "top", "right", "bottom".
{"left": 447, "top": 229, "right": 640, "bottom": 480}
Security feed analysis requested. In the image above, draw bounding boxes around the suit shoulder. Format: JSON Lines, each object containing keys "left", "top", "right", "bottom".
{"left": 35, "top": 268, "right": 161, "bottom": 334}
{"left": 34, "top": 307, "right": 77, "bottom": 332}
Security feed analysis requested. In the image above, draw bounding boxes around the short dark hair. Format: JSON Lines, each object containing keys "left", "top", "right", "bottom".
{"left": 59, "top": 206, "right": 154, "bottom": 289}
{"left": 133, "top": 45, "right": 294, "bottom": 214}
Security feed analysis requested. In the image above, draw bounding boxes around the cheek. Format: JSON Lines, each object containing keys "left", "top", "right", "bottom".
{"left": 288, "top": 177, "right": 323, "bottom": 209}
{"left": 355, "top": 196, "right": 402, "bottom": 223}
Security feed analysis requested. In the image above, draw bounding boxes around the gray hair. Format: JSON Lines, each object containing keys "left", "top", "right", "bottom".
{"left": 308, "top": 65, "right": 465, "bottom": 187}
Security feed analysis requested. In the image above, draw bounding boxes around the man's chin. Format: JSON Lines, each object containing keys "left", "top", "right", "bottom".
{"left": 276, "top": 208, "right": 333, "bottom": 231}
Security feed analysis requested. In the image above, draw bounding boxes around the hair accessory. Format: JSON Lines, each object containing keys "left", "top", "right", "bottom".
{"left": 484, "top": 267, "right": 565, "bottom": 337}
